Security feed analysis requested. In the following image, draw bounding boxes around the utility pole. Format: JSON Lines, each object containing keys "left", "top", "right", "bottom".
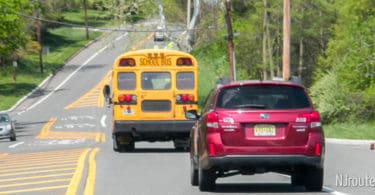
{"left": 225, "top": 0, "right": 235, "bottom": 81}
{"left": 35, "top": 5, "right": 44, "bottom": 74}
{"left": 83, "top": 0, "right": 89, "bottom": 40}
{"left": 187, "top": 0, "right": 191, "bottom": 27}
{"left": 283, "top": 0, "right": 290, "bottom": 81}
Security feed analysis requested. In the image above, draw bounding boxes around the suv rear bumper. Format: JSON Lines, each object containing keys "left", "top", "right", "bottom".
{"left": 201, "top": 155, "right": 322, "bottom": 170}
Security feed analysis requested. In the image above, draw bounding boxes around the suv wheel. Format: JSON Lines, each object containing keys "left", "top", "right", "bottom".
{"left": 190, "top": 158, "right": 198, "bottom": 186}
{"left": 304, "top": 166, "right": 323, "bottom": 191}
{"left": 198, "top": 165, "right": 216, "bottom": 191}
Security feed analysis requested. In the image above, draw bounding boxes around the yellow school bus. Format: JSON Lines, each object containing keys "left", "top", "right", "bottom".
{"left": 104, "top": 49, "right": 198, "bottom": 151}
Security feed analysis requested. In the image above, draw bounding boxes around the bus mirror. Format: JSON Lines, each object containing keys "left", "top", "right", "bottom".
{"left": 103, "top": 85, "right": 111, "bottom": 99}
{"left": 185, "top": 110, "right": 199, "bottom": 120}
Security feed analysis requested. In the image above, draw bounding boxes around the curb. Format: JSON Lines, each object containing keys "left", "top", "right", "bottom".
{"left": 326, "top": 138, "right": 375, "bottom": 146}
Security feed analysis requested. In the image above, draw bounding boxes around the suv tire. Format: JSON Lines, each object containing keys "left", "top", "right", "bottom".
{"left": 198, "top": 165, "right": 216, "bottom": 191}
{"left": 190, "top": 158, "right": 198, "bottom": 186}
{"left": 304, "top": 166, "right": 323, "bottom": 191}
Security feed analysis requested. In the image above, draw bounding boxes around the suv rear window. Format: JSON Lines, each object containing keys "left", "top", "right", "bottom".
{"left": 217, "top": 85, "right": 310, "bottom": 110}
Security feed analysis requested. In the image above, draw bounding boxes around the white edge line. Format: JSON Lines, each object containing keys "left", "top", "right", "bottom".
{"left": 101, "top": 115, "right": 107, "bottom": 128}
{"left": 9, "top": 141, "right": 24, "bottom": 149}
{"left": 26, "top": 46, "right": 107, "bottom": 111}
{"left": 2, "top": 32, "right": 129, "bottom": 114}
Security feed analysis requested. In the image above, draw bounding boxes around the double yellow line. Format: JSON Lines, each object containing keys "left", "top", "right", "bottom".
{"left": 66, "top": 148, "right": 99, "bottom": 195}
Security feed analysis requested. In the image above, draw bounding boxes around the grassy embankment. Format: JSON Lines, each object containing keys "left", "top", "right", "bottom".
{"left": 0, "top": 9, "right": 109, "bottom": 111}
{"left": 192, "top": 43, "right": 375, "bottom": 140}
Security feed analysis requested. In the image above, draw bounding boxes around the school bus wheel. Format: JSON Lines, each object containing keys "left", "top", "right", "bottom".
{"left": 113, "top": 133, "right": 135, "bottom": 152}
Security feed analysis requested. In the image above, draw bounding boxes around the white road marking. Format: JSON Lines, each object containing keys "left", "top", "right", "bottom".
{"left": 323, "top": 187, "right": 349, "bottom": 195}
{"left": 101, "top": 115, "right": 107, "bottom": 128}
{"left": 9, "top": 142, "right": 24, "bottom": 148}
{"left": 25, "top": 33, "right": 129, "bottom": 112}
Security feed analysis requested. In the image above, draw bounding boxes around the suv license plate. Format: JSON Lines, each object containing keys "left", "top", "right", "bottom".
{"left": 254, "top": 124, "right": 276, "bottom": 136}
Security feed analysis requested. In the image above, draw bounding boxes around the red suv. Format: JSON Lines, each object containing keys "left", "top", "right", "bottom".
{"left": 186, "top": 80, "right": 324, "bottom": 191}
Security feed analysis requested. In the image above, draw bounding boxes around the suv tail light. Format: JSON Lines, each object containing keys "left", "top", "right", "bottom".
{"left": 297, "top": 111, "right": 322, "bottom": 128}
{"left": 206, "top": 111, "right": 219, "bottom": 132}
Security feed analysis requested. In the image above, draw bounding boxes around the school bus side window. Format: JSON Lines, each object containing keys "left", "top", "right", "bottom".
{"left": 141, "top": 72, "right": 171, "bottom": 90}
{"left": 177, "top": 72, "right": 194, "bottom": 90}
{"left": 118, "top": 72, "right": 135, "bottom": 90}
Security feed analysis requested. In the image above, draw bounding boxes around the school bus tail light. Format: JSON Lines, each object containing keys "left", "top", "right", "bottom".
{"left": 176, "top": 94, "right": 195, "bottom": 103}
{"left": 176, "top": 58, "right": 193, "bottom": 66}
{"left": 118, "top": 94, "right": 137, "bottom": 104}
{"left": 119, "top": 58, "right": 136, "bottom": 66}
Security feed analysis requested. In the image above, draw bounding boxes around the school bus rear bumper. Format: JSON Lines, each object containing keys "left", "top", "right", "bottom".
{"left": 113, "top": 120, "right": 196, "bottom": 133}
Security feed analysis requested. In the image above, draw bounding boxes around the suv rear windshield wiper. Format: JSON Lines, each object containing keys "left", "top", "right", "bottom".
{"left": 231, "top": 104, "right": 266, "bottom": 109}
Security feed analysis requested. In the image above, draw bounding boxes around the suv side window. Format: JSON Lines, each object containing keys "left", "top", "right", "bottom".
{"left": 201, "top": 89, "right": 216, "bottom": 113}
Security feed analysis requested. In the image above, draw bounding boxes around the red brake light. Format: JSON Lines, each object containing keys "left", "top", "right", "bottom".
{"left": 181, "top": 94, "right": 188, "bottom": 102}
{"left": 206, "top": 111, "right": 219, "bottom": 131}
{"left": 119, "top": 58, "right": 136, "bottom": 66}
{"left": 124, "top": 95, "right": 132, "bottom": 102}
{"left": 297, "top": 111, "right": 322, "bottom": 128}
{"left": 118, "top": 94, "right": 136, "bottom": 103}
{"left": 176, "top": 58, "right": 193, "bottom": 66}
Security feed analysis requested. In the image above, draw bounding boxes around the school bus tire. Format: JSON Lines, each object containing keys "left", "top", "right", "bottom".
{"left": 113, "top": 134, "right": 135, "bottom": 152}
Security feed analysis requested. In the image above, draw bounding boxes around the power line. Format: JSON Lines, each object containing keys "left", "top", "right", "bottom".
{"left": 19, "top": 13, "right": 223, "bottom": 33}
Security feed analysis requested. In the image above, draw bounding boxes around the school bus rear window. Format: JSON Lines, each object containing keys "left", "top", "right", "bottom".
{"left": 118, "top": 72, "right": 135, "bottom": 90}
{"left": 177, "top": 72, "right": 194, "bottom": 90}
{"left": 141, "top": 72, "right": 171, "bottom": 90}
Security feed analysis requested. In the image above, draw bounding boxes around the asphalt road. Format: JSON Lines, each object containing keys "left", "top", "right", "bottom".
{"left": 1, "top": 23, "right": 374, "bottom": 195}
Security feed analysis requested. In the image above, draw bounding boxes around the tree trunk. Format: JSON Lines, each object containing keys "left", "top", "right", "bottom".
{"left": 298, "top": 37, "right": 304, "bottom": 78}
{"left": 262, "top": 0, "right": 268, "bottom": 80}
{"left": 266, "top": 2, "right": 274, "bottom": 79}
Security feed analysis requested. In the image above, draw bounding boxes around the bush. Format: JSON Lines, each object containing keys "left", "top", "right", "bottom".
{"left": 310, "top": 71, "right": 375, "bottom": 123}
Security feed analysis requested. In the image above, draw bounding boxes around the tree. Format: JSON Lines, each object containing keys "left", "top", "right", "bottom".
{"left": 0, "top": 0, "right": 31, "bottom": 66}
{"left": 311, "top": 0, "right": 375, "bottom": 123}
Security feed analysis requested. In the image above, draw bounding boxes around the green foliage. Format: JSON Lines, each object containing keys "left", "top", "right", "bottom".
{"left": 324, "top": 122, "right": 375, "bottom": 139}
{"left": 0, "top": 0, "right": 31, "bottom": 65}
{"left": 312, "top": 0, "right": 375, "bottom": 123}
{"left": 191, "top": 41, "right": 228, "bottom": 106}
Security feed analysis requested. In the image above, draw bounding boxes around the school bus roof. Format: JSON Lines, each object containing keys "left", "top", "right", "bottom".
{"left": 113, "top": 49, "right": 197, "bottom": 68}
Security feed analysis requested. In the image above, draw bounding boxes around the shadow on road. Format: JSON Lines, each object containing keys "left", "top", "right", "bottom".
{"left": 212, "top": 183, "right": 330, "bottom": 193}
{"left": 117, "top": 148, "right": 188, "bottom": 153}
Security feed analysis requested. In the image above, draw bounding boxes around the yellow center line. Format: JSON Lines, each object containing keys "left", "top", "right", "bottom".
{"left": 65, "top": 148, "right": 91, "bottom": 195}
{"left": 84, "top": 148, "right": 99, "bottom": 195}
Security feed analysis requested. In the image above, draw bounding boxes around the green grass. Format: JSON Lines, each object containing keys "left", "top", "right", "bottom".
{"left": 0, "top": 9, "right": 108, "bottom": 111}
{"left": 324, "top": 122, "right": 375, "bottom": 140}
